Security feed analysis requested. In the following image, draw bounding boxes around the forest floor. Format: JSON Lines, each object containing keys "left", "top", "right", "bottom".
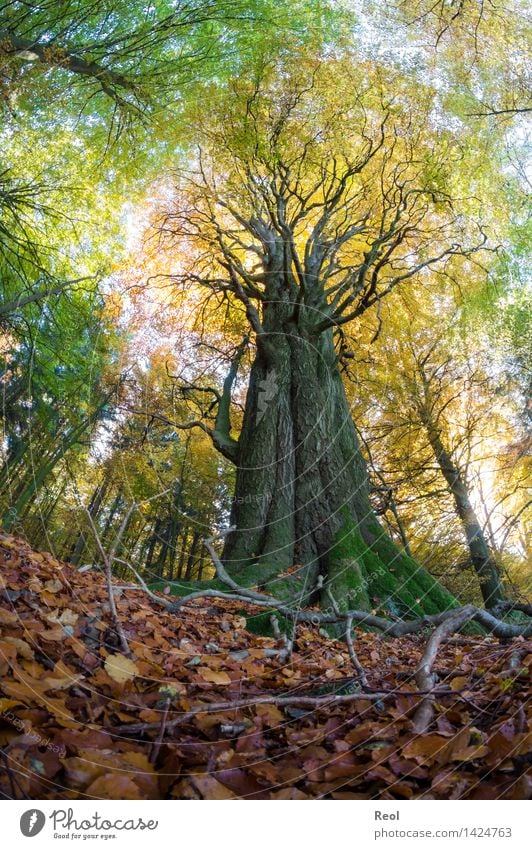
{"left": 0, "top": 532, "right": 530, "bottom": 800}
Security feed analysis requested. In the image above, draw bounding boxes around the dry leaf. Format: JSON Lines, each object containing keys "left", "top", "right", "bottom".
{"left": 104, "top": 654, "right": 139, "bottom": 684}
{"left": 0, "top": 608, "right": 19, "bottom": 625}
{"left": 44, "top": 579, "right": 63, "bottom": 594}
{"left": 3, "top": 636, "right": 34, "bottom": 659}
{"left": 197, "top": 667, "right": 231, "bottom": 685}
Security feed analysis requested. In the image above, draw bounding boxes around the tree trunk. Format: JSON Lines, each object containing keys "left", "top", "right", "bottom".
{"left": 70, "top": 478, "right": 109, "bottom": 565}
{"left": 223, "top": 317, "right": 456, "bottom": 616}
{"left": 423, "top": 419, "right": 505, "bottom": 608}
{"left": 184, "top": 530, "right": 200, "bottom": 581}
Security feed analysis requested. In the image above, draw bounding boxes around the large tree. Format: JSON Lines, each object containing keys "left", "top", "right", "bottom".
{"left": 157, "top": 57, "right": 492, "bottom": 614}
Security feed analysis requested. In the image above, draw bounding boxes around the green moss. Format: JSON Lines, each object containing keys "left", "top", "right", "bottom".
{"left": 241, "top": 609, "right": 292, "bottom": 637}
{"left": 326, "top": 516, "right": 460, "bottom": 620}
{"left": 148, "top": 577, "right": 227, "bottom": 595}
{"left": 149, "top": 516, "right": 484, "bottom": 636}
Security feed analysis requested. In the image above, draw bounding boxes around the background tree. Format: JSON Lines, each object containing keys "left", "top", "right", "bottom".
{"left": 344, "top": 285, "right": 530, "bottom": 605}
{"left": 0, "top": 288, "right": 122, "bottom": 534}
{"left": 389, "top": 0, "right": 531, "bottom": 119}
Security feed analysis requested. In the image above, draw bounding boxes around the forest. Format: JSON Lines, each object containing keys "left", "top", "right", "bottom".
{"left": 0, "top": 0, "right": 530, "bottom": 802}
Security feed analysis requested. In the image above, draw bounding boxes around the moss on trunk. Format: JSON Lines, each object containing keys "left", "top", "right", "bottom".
{"left": 325, "top": 516, "right": 458, "bottom": 619}
{"left": 220, "top": 316, "right": 461, "bottom": 617}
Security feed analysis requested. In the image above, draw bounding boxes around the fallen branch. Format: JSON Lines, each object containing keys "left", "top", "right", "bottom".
{"left": 270, "top": 614, "right": 293, "bottom": 663}
{"left": 110, "top": 690, "right": 417, "bottom": 737}
{"left": 110, "top": 682, "right": 486, "bottom": 739}
{"left": 413, "top": 606, "right": 476, "bottom": 734}
{"left": 150, "top": 697, "right": 171, "bottom": 765}
{"left": 114, "top": 528, "right": 531, "bottom": 740}
{"left": 84, "top": 509, "right": 131, "bottom": 656}
{"left": 345, "top": 614, "right": 369, "bottom": 688}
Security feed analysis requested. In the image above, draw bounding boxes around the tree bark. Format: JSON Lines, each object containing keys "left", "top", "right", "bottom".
{"left": 70, "top": 477, "right": 110, "bottom": 566}
{"left": 223, "top": 309, "right": 455, "bottom": 616}
{"left": 422, "top": 418, "right": 505, "bottom": 608}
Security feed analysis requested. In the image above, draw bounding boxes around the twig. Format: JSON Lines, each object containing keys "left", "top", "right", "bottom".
{"left": 110, "top": 685, "right": 465, "bottom": 738}
{"left": 82, "top": 489, "right": 173, "bottom": 656}
{"left": 413, "top": 606, "right": 475, "bottom": 733}
{"left": 111, "top": 691, "right": 398, "bottom": 736}
{"left": 0, "top": 749, "right": 29, "bottom": 799}
{"left": 150, "top": 698, "right": 171, "bottom": 765}
{"left": 114, "top": 558, "right": 174, "bottom": 608}
{"left": 345, "top": 614, "right": 369, "bottom": 688}
{"left": 270, "top": 614, "right": 293, "bottom": 663}
{"left": 0, "top": 750, "right": 18, "bottom": 799}
{"left": 84, "top": 509, "right": 131, "bottom": 656}
{"left": 324, "top": 582, "right": 369, "bottom": 687}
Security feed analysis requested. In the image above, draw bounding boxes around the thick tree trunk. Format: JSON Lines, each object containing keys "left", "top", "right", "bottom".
{"left": 223, "top": 315, "right": 455, "bottom": 616}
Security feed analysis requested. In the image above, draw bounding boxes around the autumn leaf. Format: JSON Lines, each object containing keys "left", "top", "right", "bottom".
{"left": 86, "top": 774, "right": 143, "bottom": 799}
{"left": 104, "top": 654, "right": 139, "bottom": 684}
{"left": 3, "top": 636, "right": 34, "bottom": 659}
{"left": 197, "top": 667, "right": 231, "bottom": 685}
{"left": 191, "top": 774, "right": 237, "bottom": 799}
{"left": 44, "top": 579, "right": 63, "bottom": 594}
{"left": 42, "top": 672, "right": 84, "bottom": 692}
{"left": 0, "top": 609, "right": 19, "bottom": 625}
{"left": 402, "top": 735, "right": 449, "bottom": 764}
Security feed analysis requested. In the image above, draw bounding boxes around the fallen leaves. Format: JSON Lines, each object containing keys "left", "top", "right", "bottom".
{"left": 2, "top": 637, "right": 34, "bottom": 659}
{"left": 197, "top": 667, "right": 232, "bottom": 685}
{"left": 0, "top": 532, "right": 530, "bottom": 801}
{"left": 104, "top": 653, "right": 139, "bottom": 684}
{"left": 0, "top": 608, "right": 18, "bottom": 625}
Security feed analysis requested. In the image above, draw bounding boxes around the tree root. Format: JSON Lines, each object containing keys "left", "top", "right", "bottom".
{"left": 115, "top": 529, "right": 531, "bottom": 736}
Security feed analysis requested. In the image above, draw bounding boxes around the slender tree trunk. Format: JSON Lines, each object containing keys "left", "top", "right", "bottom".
{"left": 145, "top": 517, "right": 162, "bottom": 572}
{"left": 184, "top": 530, "right": 200, "bottom": 581}
{"left": 176, "top": 530, "right": 188, "bottom": 579}
{"left": 2, "top": 396, "right": 111, "bottom": 531}
{"left": 2, "top": 431, "right": 80, "bottom": 531}
{"left": 98, "top": 490, "right": 124, "bottom": 559}
{"left": 165, "top": 518, "right": 180, "bottom": 580}
{"left": 422, "top": 418, "right": 505, "bottom": 608}
{"left": 70, "top": 478, "right": 110, "bottom": 565}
